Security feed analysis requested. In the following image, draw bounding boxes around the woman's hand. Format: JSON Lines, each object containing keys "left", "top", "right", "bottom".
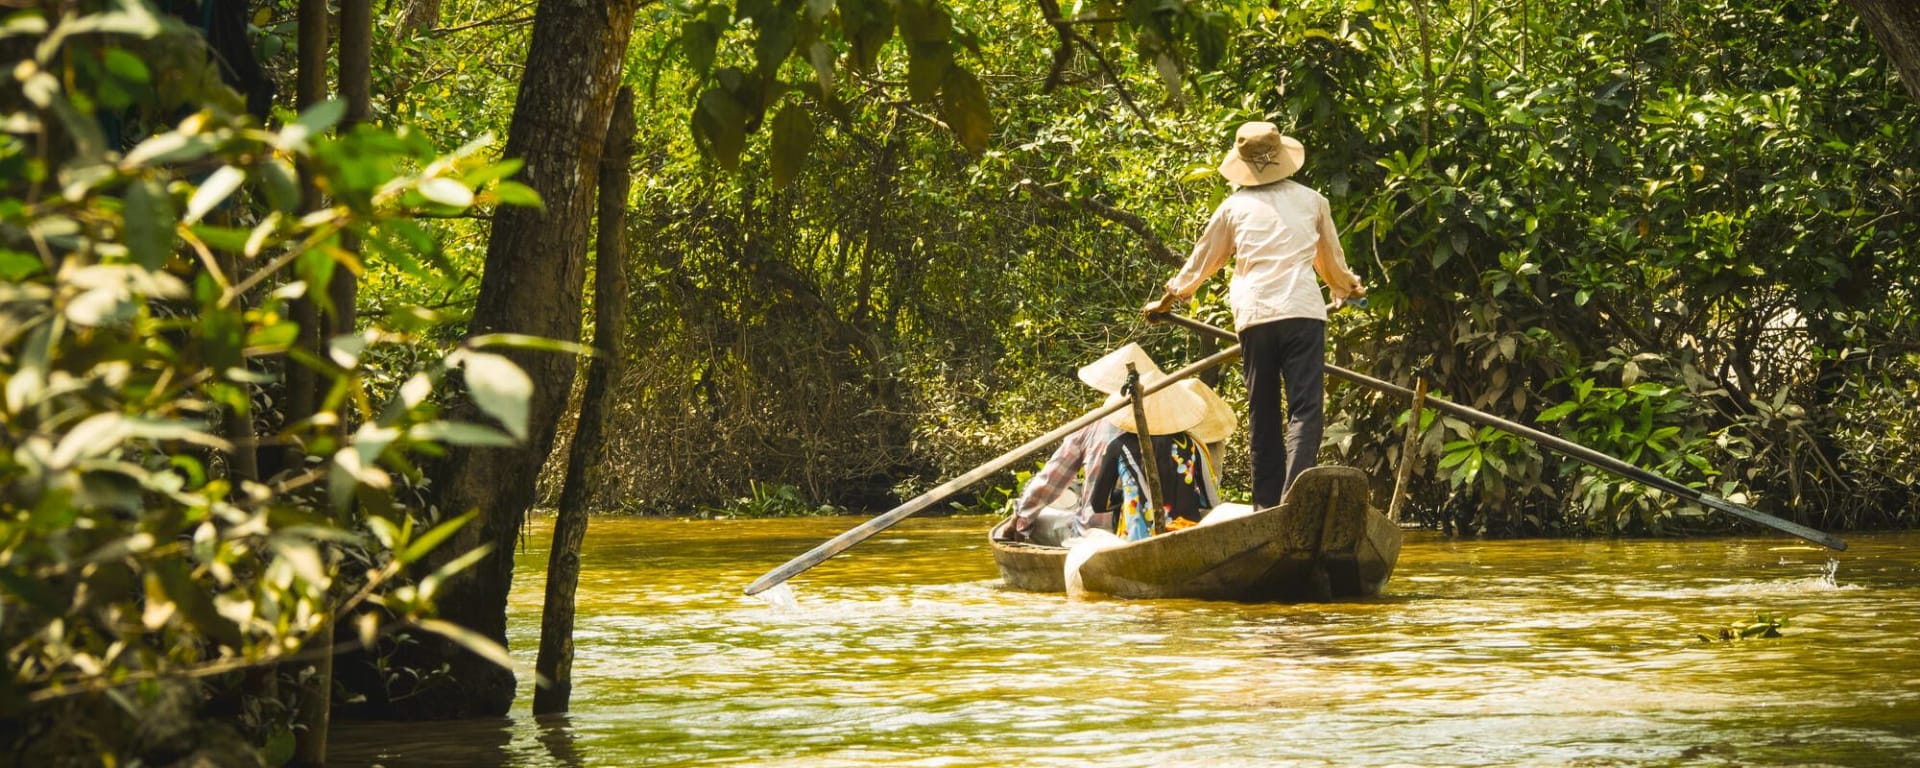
{"left": 1141, "top": 291, "right": 1178, "bottom": 318}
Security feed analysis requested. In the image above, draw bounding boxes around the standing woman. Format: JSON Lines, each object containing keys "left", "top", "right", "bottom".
{"left": 1144, "top": 122, "right": 1366, "bottom": 508}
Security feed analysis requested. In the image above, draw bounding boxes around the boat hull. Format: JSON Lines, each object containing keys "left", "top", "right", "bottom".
{"left": 989, "top": 466, "right": 1401, "bottom": 602}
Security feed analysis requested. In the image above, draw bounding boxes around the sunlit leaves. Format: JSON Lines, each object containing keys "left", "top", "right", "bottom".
{"left": 694, "top": 85, "right": 751, "bottom": 171}
{"left": 122, "top": 177, "right": 172, "bottom": 268}
{"left": 183, "top": 165, "right": 245, "bottom": 224}
{"left": 1, "top": 4, "right": 532, "bottom": 733}
{"left": 770, "top": 102, "right": 815, "bottom": 187}
{"left": 840, "top": 0, "right": 895, "bottom": 72}
{"left": 682, "top": 16, "right": 722, "bottom": 76}
{"left": 274, "top": 98, "right": 347, "bottom": 152}
{"left": 940, "top": 67, "right": 991, "bottom": 154}
{"left": 453, "top": 350, "right": 533, "bottom": 440}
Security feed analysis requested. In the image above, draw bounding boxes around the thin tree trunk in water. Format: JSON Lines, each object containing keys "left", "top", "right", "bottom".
{"left": 296, "top": 0, "right": 370, "bottom": 760}
{"left": 290, "top": 0, "right": 337, "bottom": 762}
{"left": 533, "top": 88, "right": 634, "bottom": 715}
{"left": 1846, "top": 0, "right": 1920, "bottom": 102}
{"left": 281, "top": 0, "right": 329, "bottom": 479}
{"left": 394, "top": 0, "right": 639, "bottom": 719}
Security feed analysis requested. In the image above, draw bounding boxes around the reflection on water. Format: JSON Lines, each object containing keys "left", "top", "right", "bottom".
{"left": 332, "top": 518, "right": 1920, "bottom": 767}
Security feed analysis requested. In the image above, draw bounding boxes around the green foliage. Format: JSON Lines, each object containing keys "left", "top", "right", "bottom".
{"left": 695, "top": 480, "right": 846, "bottom": 518}
{"left": 1255, "top": 0, "right": 1920, "bottom": 536}
{"left": 667, "top": 0, "right": 1234, "bottom": 169}
{"left": 1697, "top": 612, "right": 1789, "bottom": 643}
{"left": 1, "top": 3, "right": 542, "bottom": 762}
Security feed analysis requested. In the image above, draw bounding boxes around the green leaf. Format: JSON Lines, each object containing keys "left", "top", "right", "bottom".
{"left": 0, "top": 568, "right": 66, "bottom": 616}
{"left": 695, "top": 88, "right": 749, "bottom": 172}
{"left": 415, "top": 618, "right": 516, "bottom": 673}
{"left": 276, "top": 99, "right": 347, "bottom": 152}
{"left": 155, "top": 559, "right": 245, "bottom": 649}
{"left": 418, "top": 177, "right": 475, "bottom": 208}
{"left": 467, "top": 333, "right": 593, "bottom": 356}
{"left": 399, "top": 510, "right": 478, "bottom": 564}
{"left": 490, "top": 181, "right": 543, "bottom": 209}
{"left": 753, "top": 11, "right": 796, "bottom": 74}
{"left": 419, "top": 544, "right": 492, "bottom": 600}
{"left": 258, "top": 158, "right": 300, "bottom": 213}
{"left": 51, "top": 413, "right": 131, "bottom": 468}
{"left": 123, "top": 130, "right": 216, "bottom": 167}
{"left": 807, "top": 41, "right": 837, "bottom": 98}
{"left": 682, "top": 19, "right": 719, "bottom": 76}
{"left": 896, "top": 0, "right": 950, "bottom": 43}
{"left": 189, "top": 224, "right": 251, "bottom": 252}
{"left": 123, "top": 178, "right": 174, "bottom": 269}
{"left": 940, "top": 66, "right": 991, "bottom": 154}
{"left": 906, "top": 41, "right": 951, "bottom": 103}
{"left": 102, "top": 47, "right": 150, "bottom": 84}
{"left": 841, "top": 0, "right": 895, "bottom": 72}
{"left": 271, "top": 537, "right": 330, "bottom": 590}
{"left": 0, "top": 249, "right": 43, "bottom": 280}
{"left": 459, "top": 158, "right": 523, "bottom": 190}
{"left": 246, "top": 320, "right": 299, "bottom": 351}
{"left": 458, "top": 351, "right": 532, "bottom": 440}
{"left": 769, "top": 102, "right": 814, "bottom": 189}
{"left": 408, "top": 422, "right": 519, "bottom": 447}
{"left": 1536, "top": 401, "right": 1579, "bottom": 422}
{"left": 366, "top": 516, "right": 402, "bottom": 550}
{"left": 184, "top": 165, "right": 245, "bottom": 224}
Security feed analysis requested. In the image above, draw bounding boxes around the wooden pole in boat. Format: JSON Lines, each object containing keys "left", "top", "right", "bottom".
{"left": 1124, "top": 363, "right": 1170, "bottom": 536}
{"left": 744, "top": 345, "right": 1248, "bottom": 596}
{"left": 1148, "top": 312, "right": 1847, "bottom": 551}
{"left": 1386, "top": 377, "right": 1428, "bottom": 524}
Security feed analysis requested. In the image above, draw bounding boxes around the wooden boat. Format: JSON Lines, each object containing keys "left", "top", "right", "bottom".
{"left": 988, "top": 466, "right": 1402, "bottom": 602}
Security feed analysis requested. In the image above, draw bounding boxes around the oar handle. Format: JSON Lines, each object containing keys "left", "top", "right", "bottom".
{"left": 743, "top": 344, "right": 1247, "bottom": 595}
{"left": 1146, "top": 312, "right": 1847, "bottom": 551}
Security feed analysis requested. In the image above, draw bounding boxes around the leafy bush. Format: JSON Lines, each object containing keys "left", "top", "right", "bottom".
{"left": 2, "top": 3, "right": 541, "bottom": 763}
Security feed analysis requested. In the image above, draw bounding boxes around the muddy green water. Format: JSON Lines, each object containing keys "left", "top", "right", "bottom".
{"left": 331, "top": 518, "right": 1920, "bottom": 767}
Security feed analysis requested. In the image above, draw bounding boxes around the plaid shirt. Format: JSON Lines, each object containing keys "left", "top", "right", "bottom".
{"left": 1012, "top": 420, "right": 1122, "bottom": 536}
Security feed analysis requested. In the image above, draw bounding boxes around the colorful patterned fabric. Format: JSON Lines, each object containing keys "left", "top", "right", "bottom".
{"left": 1011, "top": 420, "right": 1123, "bottom": 538}
{"left": 1089, "top": 432, "right": 1219, "bottom": 542}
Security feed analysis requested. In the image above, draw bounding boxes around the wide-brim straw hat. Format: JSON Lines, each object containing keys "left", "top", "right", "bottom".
{"left": 1218, "top": 122, "right": 1305, "bottom": 187}
{"left": 1077, "top": 342, "right": 1166, "bottom": 395}
{"left": 1102, "top": 372, "right": 1208, "bottom": 436}
{"left": 1179, "top": 379, "right": 1236, "bottom": 443}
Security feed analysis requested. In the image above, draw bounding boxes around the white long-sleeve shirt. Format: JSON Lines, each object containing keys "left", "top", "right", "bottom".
{"left": 1165, "top": 180, "right": 1362, "bottom": 330}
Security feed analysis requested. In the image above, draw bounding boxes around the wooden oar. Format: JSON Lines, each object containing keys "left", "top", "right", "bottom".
{"left": 1149, "top": 312, "right": 1847, "bottom": 551}
{"left": 1122, "top": 363, "right": 1171, "bottom": 535}
{"left": 743, "top": 345, "right": 1248, "bottom": 596}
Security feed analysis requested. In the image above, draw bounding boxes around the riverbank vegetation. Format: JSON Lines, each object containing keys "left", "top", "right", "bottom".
{"left": 5, "top": 0, "right": 1919, "bottom": 762}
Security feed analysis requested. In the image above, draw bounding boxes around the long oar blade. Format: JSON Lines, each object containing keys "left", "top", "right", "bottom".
{"left": 743, "top": 345, "right": 1246, "bottom": 596}
{"left": 1150, "top": 313, "right": 1847, "bottom": 551}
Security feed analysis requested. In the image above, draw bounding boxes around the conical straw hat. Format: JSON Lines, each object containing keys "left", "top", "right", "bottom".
{"left": 1077, "top": 342, "right": 1166, "bottom": 395}
{"left": 1179, "top": 379, "right": 1237, "bottom": 443}
{"left": 1102, "top": 370, "right": 1208, "bottom": 436}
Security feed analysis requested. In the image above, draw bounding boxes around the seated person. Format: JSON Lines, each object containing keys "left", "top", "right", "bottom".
{"left": 1005, "top": 344, "right": 1233, "bottom": 544}
{"left": 1086, "top": 375, "right": 1221, "bottom": 541}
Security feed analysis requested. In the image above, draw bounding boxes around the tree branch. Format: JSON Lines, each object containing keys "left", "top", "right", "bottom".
{"left": 1019, "top": 178, "right": 1179, "bottom": 266}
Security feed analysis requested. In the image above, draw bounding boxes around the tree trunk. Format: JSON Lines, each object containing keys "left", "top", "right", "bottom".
{"left": 398, "top": 0, "right": 444, "bottom": 36}
{"left": 1847, "top": 0, "right": 1920, "bottom": 101}
{"left": 289, "top": 0, "right": 333, "bottom": 762}
{"left": 279, "top": 0, "right": 330, "bottom": 480}
{"left": 533, "top": 87, "right": 634, "bottom": 715}
{"left": 396, "top": 0, "right": 638, "bottom": 719}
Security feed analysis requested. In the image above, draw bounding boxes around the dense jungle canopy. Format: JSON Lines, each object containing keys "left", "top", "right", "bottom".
{"left": 4, "top": 0, "right": 1920, "bottom": 763}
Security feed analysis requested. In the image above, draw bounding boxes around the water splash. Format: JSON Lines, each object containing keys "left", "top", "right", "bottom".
{"left": 1821, "top": 558, "right": 1840, "bottom": 588}
{"left": 752, "top": 581, "right": 799, "bottom": 609}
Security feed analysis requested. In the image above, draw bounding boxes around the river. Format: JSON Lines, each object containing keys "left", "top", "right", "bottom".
{"left": 330, "top": 516, "right": 1920, "bottom": 766}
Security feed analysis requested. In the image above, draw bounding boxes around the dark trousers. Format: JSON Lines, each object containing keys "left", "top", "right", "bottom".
{"left": 1239, "top": 318, "right": 1326, "bottom": 508}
